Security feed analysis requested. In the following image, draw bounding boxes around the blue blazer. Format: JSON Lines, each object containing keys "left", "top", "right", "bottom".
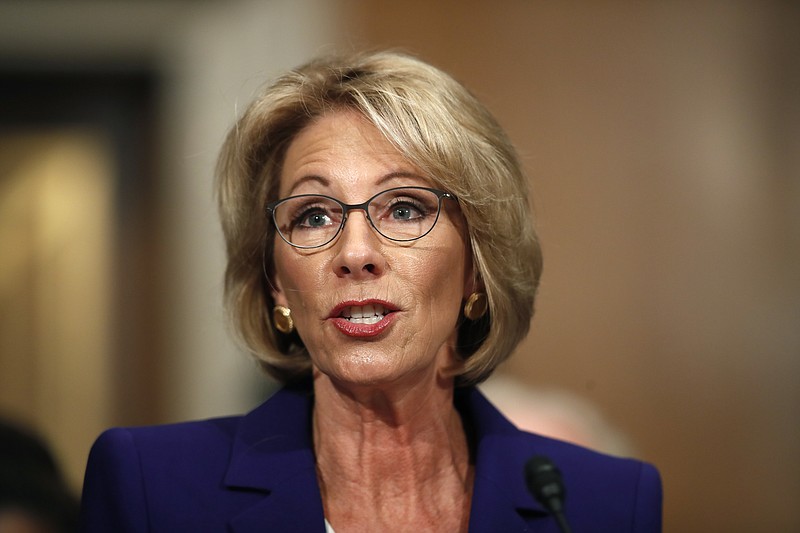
{"left": 80, "top": 382, "right": 662, "bottom": 532}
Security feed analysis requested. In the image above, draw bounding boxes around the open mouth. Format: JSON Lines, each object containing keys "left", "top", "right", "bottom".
{"left": 339, "top": 303, "right": 390, "bottom": 325}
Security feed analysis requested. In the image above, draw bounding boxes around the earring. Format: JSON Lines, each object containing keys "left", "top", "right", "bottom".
{"left": 464, "top": 292, "right": 488, "bottom": 321}
{"left": 272, "top": 305, "right": 294, "bottom": 334}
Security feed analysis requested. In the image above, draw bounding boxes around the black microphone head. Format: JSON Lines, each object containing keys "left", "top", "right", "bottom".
{"left": 525, "top": 455, "right": 566, "bottom": 513}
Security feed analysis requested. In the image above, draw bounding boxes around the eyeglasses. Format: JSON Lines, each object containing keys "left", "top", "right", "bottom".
{"left": 266, "top": 186, "right": 457, "bottom": 249}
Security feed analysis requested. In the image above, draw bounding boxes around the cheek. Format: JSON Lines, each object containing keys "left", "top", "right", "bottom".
{"left": 405, "top": 245, "right": 468, "bottom": 314}
{"left": 273, "top": 248, "right": 331, "bottom": 319}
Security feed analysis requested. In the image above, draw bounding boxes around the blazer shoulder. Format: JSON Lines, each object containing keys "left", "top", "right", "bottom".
{"left": 523, "top": 432, "right": 663, "bottom": 532}
{"left": 99, "top": 415, "right": 241, "bottom": 449}
{"left": 92, "top": 416, "right": 243, "bottom": 480}
{"left": 81, "top": 416, "right": 248, "bottom": 533}
{"left": 467, "top": 389, "right": 662, "bottom": 532}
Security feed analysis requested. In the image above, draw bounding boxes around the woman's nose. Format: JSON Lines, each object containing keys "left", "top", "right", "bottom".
{"left": 331, "top": 211, "right": 386, "bottom": 278}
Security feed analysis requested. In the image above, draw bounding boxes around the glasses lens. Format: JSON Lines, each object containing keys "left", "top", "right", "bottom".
{"left": 368, "top": 188, "right": 442, "bottom": 241}
{"left": 272, "top": 195, "right": 343, "bottom": 248}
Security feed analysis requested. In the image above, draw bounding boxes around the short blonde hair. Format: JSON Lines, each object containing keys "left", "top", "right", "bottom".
{"left": 216, "top": 50, "right": 543, "bottom": 385}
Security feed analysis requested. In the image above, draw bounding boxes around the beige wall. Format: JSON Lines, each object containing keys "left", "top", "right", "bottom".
{"left": 0, "top": 133, "right": 115, "bottom": 489}
{"left": 338, "top": 1, "right": 800, "bottom": 531}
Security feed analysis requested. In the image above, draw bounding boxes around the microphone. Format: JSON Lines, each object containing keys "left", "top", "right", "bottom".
{"left": 524, "top": 455, "right": 573, "bottom": 533}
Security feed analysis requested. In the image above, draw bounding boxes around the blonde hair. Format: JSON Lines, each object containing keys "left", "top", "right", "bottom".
{"left": 216, "top": 50, "right": 543, "bottom": 385}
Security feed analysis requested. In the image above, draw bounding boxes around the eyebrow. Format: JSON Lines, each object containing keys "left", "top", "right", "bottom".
{"left": 286, "top": 175, "right": 329, "bottom": 196}
{"left": 285, "top": 171, "right": 428, "bottom": 197}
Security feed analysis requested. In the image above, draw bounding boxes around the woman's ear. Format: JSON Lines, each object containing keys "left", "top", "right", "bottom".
{"left": 467, "top": 279, "right": 484, "bottom": 296}
{"left": 270, "top": 272, "right": 289, "bottom": 308}
{"left": 463, "top": 251, "right": 482, "bottom": 297}
{"left": 464, "top": 270, "right": 485, "bottom": 301}
{"left": 463, "top": 235, "right": 482, "bottom": 297}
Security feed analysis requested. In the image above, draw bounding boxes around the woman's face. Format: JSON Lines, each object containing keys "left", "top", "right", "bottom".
{"left": 271, "top": 110, "right": 472, "bottom": 387}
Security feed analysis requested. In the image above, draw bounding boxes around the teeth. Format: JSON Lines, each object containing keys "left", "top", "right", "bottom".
{"left": 341, "top": 304, "right": 388, "bottom": 324}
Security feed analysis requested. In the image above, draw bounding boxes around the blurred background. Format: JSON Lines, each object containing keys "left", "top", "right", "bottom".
{"left": 0, "top": 1, "right": 797, "bottom": 531}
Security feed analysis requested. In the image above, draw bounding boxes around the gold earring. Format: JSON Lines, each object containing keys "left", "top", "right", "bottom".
{"left": 272, "top": 305, "right": 294, "bottom": 334}
{"left": 464, "top": 292, "right": 488, "bottom": 321}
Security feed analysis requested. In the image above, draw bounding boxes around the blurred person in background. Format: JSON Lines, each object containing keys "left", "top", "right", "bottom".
{"left": 79, "top": 50, "right": 661, "bottom": 532}
{"left": 480, "top": 374, "right": 635, "bottom": 456}
{"left": 0, "top": 419, "right": 78, "bottom": 533}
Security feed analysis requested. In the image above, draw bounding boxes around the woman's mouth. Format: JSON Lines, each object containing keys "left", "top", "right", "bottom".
{"left": 330, "top": 301, "right": 398, "bottom": 337}
{"left": 339, "top": 303, "right": 389, "bottom": 325}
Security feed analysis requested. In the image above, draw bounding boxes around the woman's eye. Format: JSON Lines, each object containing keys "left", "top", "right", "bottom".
{"left": 392, "top": 204, "right": 419, "bottom": 220}
{"left": 295, "top": 208, "right": 331, "bottom": 228}
{"left": 388, "top": 200, "right": 427, "bottom": 221}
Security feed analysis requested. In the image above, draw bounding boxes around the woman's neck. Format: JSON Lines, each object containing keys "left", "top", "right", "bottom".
{"left": 312, "top": 371, "right": 473, "bottom": 532}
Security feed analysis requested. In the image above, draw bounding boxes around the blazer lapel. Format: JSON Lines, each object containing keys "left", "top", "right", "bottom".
{"left": 223, "top": 383, "right": 326, "bottom": 533}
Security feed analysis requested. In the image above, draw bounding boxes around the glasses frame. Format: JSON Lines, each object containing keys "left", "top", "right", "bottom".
{"left": 266, "top": 186, "right": 457, "bottom": 249}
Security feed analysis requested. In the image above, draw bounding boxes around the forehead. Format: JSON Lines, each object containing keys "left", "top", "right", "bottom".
{"left": 279, "top": 110, "right": 428, "bottom": 198}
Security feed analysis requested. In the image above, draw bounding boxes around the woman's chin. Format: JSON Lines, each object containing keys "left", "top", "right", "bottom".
{"left": 312, "top": 357, "right": 432, "bottom": 391}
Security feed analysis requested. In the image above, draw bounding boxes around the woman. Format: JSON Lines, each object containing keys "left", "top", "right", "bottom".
{"left": 80, "top": 51, "right": 662, "bottom": 532}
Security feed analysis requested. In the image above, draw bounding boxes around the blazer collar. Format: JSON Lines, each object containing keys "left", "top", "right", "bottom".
{"left": 224, "top": 381, "right": 325, "bottom": 533}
